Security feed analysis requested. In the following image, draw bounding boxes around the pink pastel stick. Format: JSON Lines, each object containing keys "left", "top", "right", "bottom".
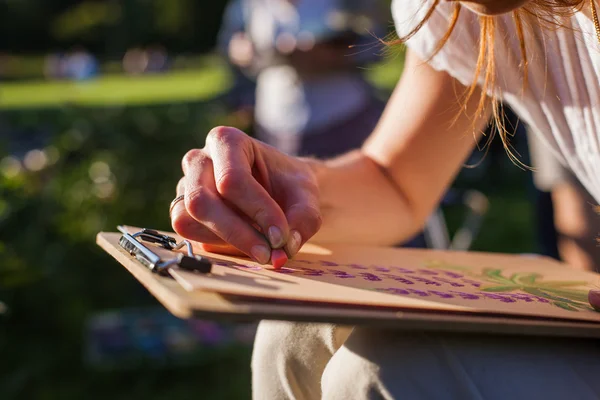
{"left": 271, "top": 249, "right": 288, "bottom": 270}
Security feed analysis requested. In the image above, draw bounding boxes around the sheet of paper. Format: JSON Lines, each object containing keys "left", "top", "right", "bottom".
{"left": 115, "top": 226, "right": 600, "bottom": 323}
{"left": 169, "top": 241, "right": 600, "bottom": 323}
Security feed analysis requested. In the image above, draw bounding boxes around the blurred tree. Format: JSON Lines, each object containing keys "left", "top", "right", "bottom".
{"left": 0, "top": 0, "right": 227, "bottom": 57}
{"left": 154, "top": 0, "right": 192, "bottom": 35}
{"left": 0, "top": 99, "right": 254, "bottom": 399}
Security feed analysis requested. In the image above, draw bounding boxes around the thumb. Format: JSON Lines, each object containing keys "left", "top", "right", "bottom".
{"left": 283, "top": 187, "right": 322, "bottom": 258}
{"left": 589, "top": 289, "right": 600, "bottom": 312}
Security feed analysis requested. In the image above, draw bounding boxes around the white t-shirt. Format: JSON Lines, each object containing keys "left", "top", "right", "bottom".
{"left": 393, "top": 0, "right": 600, "bottom": 204}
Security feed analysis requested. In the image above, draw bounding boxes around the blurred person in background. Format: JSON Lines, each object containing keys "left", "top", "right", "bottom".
{"left": 528, "top": 130, "right": 600, "bottom": 272}
{"left": 217, "top": 0, "right": 259, "bottom": 129}
{"left": 65, "top": 47, "right": 99, "bottom": 81}
{"left": 218, "top": 0, "right": 389, "bottom": 158}
{"left": 122, "top": 46, "right": 170, "bottom": 75}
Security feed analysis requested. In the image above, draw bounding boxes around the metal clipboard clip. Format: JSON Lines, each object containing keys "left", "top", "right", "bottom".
{"left": 117, "top": 226, "right": 212, "bottom": 275}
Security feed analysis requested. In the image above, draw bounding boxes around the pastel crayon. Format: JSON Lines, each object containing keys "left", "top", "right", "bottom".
{"left": 271, "top": 249, "right": 288, "bottom": 270}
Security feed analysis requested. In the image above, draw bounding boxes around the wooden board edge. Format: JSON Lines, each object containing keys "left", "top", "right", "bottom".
{"left": 96, "top": 232, "right": 193, "bottom": 319}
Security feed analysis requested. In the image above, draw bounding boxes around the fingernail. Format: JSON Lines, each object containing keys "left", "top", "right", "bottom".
{"left": 286, "top": 230, "right": 302, "bottom": 257}
{"left": 251, "top": 245, "right": 271, "bottom": 264}
{"left": 589, "top": 289, "right": 600, "bottom": 312}
{"left": 268, "top": 226, "right": 284, "bottom": 248}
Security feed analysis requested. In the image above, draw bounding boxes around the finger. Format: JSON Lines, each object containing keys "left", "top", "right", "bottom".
{"left": 589, "top": 289, "right": 600, "bottom": 311}
{"left": 200, "top": 243, "right": 246, "bottom": 257}
{"left": 283, "top": 184, "right": 322, "bottom": 258}
{"left": 176, "top": 176, "right": 185, "bottom": 195}
{"left": 172, "top": 207, "right": 224, "bottom": 244}
{"left": 171, "top": 177, "right": 224, "bottom": 244}
{"left": 181, "top": 149, "right": 273, "bottom": 264}
{"left": 204, "top": 127, "right": 289, "bottom": 249}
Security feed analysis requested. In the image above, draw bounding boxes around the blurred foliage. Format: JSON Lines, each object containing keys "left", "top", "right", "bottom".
{"left": 51, "top": 1, "right": 123, "bottom": 40}
{"left": 0, "top": 0, "right": 226, "bottom": 56}
{"left": 0, "top": 97, "right": 256, "bottom": 399}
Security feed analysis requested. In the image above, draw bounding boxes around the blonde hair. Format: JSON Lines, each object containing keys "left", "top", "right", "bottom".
{"left": 393, "top": 0, "right": 585, "bottom": 166}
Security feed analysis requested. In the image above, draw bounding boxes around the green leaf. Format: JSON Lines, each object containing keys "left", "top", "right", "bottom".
{"left": 511, "top": 272, "right": 541, "bottom": 285}
{"left": 540, "top": 288, "right": 589, "bottom": 303}
{"left": 481, "top": 285, "right": 519, "bottom": 292}
{"left": 553, "top": 301, "right": 579, "bottom": 312}
{"left": 524, "top": 288, "right": 587, "bottom": 306}
{"left": 523, "top": 287, "right": 545, "bottom": 296}
{"left": 522, "top": 288, "right": 566, "bottom": 302}
{"left": 535, "top": 281, "right": 588, "bottom": 288}
{"left": 570, "top": 303, "right": 594, "bottom": 311}
{"left": 482, "top": 268, "right": 513, "bottom": 284}
{"left": 483, "top": 268, "right": 502, "bottom": 278}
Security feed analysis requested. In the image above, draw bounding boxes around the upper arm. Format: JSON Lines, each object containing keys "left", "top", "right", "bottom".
{"left": 362, "top": 49, "right": 491, "bottom": 225}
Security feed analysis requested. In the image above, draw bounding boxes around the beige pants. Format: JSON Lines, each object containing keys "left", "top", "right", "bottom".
{"left": 252, "top": 321, "right": 600, "bottom": 400}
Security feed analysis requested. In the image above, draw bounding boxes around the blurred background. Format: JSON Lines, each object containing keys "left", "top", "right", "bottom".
{"left": 0, "top": 0, "right": 586, "bottom": 399}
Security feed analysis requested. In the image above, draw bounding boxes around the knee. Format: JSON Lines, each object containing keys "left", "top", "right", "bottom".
{"left": 321, "top": 329, "right": 392, "bottom": 400}
{"left": 321, "top": 345, "right": 378, "bottom": 400}
{"left": 251, "top": 321, "right": 352, "bottom": 400}
{"left": 251, "top": 320, "right": 308, "bottom": 371}
{"left": 321, "top": 329, "right": 447, "bottom": 400}
{"left": 251, "top": 321, "right": 351, "bottom": 371}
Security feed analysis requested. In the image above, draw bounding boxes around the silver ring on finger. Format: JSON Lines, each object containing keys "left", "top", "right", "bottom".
{"left": 169, "top": 194, "right": 185, "bottom": 218}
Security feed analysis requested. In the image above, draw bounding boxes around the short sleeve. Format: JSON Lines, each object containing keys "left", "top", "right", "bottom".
{"left": 391, "top": 0, "right": 481, "bottom": 88}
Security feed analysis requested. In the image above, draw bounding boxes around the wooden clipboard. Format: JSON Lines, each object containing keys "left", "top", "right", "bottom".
{"left": 97, "top": 230, "right": 600, "bottom": 338}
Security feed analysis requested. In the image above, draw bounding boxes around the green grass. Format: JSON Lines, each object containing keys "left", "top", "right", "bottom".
{"left": 365, "top": 53, "right": 405, "bottom": 92}
{"left": 0, "top": 54, "right": 404, "bottom": 110}
{"left": 0, "top": 68, "right": 231, "bottom": 110}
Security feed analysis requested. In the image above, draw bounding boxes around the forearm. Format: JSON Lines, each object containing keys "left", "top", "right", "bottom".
{"left": 304, "top": 51, "right": 491, "bottom": 246}
{"left": 306, "top": 151, "right": 418, "bottom": 246}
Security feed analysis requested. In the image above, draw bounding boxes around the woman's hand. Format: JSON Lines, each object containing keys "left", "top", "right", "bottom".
{"left": 171, "top": 126, "right": 322, "bottom": 264}
{"left": 171, "top": 50, "right": 493, "bottom": 265}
